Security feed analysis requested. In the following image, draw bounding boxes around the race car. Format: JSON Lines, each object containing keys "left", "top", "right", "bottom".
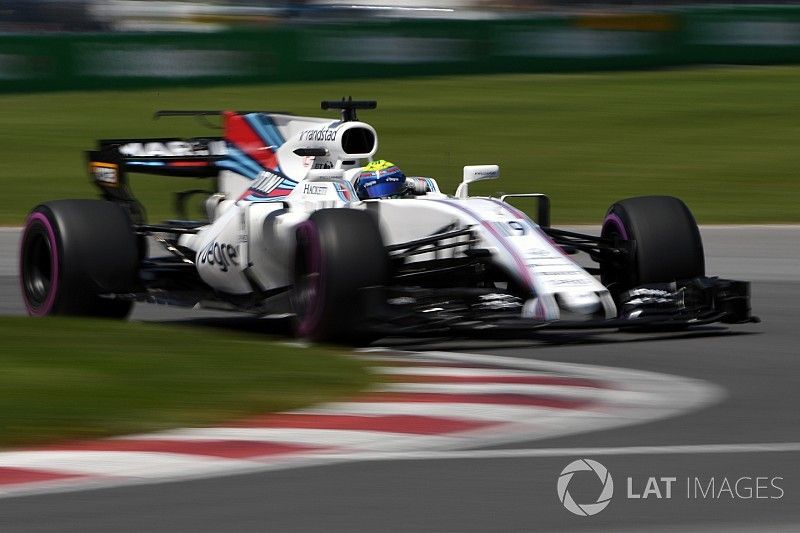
{"left": 19, "top": 98, "right": 755, "bottom": 342}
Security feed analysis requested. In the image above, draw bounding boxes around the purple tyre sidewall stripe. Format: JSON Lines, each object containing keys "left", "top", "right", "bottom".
{"left": 295, "top": 220, "right": 325, "bottom": 337}
{"left": 602, "top": 213, "right": 629, "bottom": 241}
{"left": 20, "top": 211, "right": 60, "bottom": 316}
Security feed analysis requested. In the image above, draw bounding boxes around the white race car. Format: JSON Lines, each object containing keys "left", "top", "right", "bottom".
{"left": 19, "top": 99, "right": 755, "bottom": 342}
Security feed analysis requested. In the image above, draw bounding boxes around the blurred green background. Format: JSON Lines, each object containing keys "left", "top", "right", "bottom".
{"left": 3, "top": 66, "right": 798, "bottom": 226}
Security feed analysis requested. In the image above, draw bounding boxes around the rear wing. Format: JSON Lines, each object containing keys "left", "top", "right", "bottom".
{"left": 88, "top": 137, "right": 223, "bottom": 179}
{"left": 87, "top": 137, "right": 224, "bottom": 223}
{"left": 85, "top": 103, "right": 350, "bottom": 222}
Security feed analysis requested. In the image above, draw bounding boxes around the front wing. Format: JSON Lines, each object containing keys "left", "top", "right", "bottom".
{"left": 361, "top": 277, "right": 757, "bottom": 338}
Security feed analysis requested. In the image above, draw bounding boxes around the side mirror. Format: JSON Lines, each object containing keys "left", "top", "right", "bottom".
{"left": 455, "top": 165, "right": 499, "bottom": 199}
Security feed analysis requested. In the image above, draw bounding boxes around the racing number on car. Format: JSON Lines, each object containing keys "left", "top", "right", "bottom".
{"left": 508, "top": 221, "right": 527, "bottom": 236}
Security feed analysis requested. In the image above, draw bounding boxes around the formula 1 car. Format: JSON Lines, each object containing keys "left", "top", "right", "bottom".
{"left": 19, "top": 99, "right": 755, "bottom": 342}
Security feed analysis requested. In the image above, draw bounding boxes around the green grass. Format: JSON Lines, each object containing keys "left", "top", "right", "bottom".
{"left": 2, "top": 66, "right": 799, "bottom": 224}
{"left": 0, "top": 317, "right": 374, "bottom": 448}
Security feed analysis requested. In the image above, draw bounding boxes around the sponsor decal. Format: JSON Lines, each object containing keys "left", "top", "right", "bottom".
{"left": 199, "top": 241, "right": 239, "bottom": 273}
{"left": 119, "top": 141, "right": 210, "bottom": 158}
{"left": 302, "top": 183, "right": 328, "bottom": 196}
{"left": 551, "top": 279, "right": 591, "bottom": 286}
{"left": 523, "top": 248, "right": 553, "bottom": 258}
{"left": 299, "top": 129, "right": 337, "bottom": 142}
{"left": 473, "top": 169, "right": 496, "bottom": 178}
{"left": 89, "top": 162, "right": 119, "bottom": 187}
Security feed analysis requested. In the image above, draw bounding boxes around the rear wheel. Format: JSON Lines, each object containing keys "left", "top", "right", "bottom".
{"left": 19, "top": 200, "right": 139, "bottom": 318}
{"left": 292, "top": 208, "right": 389, "bottom": 344}
{"left": 600, "top": 196, "right": 704, "bottom": 296}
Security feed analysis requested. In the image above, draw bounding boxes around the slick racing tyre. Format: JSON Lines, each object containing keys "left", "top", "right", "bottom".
{"left": 599, "top": 196, "right": 705, "bottom": 295}
{"left": 292, "top": 208, "right": 389, "bottom": 344}
{"left": 20, "top": 200, "right": 139, "bottom": 318}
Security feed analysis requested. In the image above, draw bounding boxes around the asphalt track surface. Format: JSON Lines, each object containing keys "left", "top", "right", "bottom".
{"left": 1, "top": 226, "right": 799, "bottom": 532}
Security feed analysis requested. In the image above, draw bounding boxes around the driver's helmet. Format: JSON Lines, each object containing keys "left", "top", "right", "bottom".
{"left": 355, "top": 160, "right": 406, "bottom": 200}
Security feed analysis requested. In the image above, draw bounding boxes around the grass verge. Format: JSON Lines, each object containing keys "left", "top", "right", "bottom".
{"left": 0, "top": 317, "right": 374, "bottom": 449}
{"left": 1, "top": 66, "right": 799, "bottom": 224}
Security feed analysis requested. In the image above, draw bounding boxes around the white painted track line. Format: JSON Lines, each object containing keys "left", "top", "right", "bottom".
{"left": 308, "top": 442, "right": 800, "bottom": 462}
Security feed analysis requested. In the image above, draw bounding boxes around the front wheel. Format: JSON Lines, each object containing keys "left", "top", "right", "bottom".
{"left": 19, "top": 200, "right": 139, "bottom": 318}
{"left": 599, "top": 195, "right": 705, "bottom": 296}
{"left": 292, "top": 208, "right": 389, "bottom": 344}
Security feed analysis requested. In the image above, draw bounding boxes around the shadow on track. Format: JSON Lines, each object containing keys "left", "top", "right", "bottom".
{"left": 150, "top": 315, "right": 760, "bottom": 352}
{"left": 155, "top": 316, "right": 295, "bottom": 338}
